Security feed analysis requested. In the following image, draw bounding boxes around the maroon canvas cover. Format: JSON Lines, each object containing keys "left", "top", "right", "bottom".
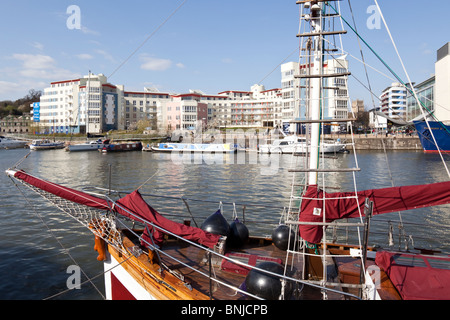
{"left": 13, "top": 170, "right": 220, "bottom": 249}
{"left": 13, "top": 170, "right": 111, "bottom": 211}
{"left": 375, "top": 251, "right": 450, "bottom": 300}
{"left": 114, "top": 190, "right": 221, "bottom": 248}
{"left": 300, "top": 182, "right": 450, "bottom": 243}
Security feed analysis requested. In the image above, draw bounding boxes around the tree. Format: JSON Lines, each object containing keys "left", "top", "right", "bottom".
{"left": 0, "top": 89, "right": 42, "bottom": 117}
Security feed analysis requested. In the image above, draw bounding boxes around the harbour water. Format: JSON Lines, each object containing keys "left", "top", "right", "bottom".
{"left": 1, "top": 148, "right": 449, "bottom": 300}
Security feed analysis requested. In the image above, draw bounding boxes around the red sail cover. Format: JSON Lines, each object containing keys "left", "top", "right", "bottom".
{"left": 375, "top": 251, "right": 450, "bottom": 300}
{"left": 13, "top": 170, "right": 111, "bottom": 211}
{"left": 114, "top": 190, "right": 221, "bottom": 249}
{"left": 13, "top": 171, "right": 220, "bottom": 249}
{"left": 300, "top": 182, "right": 450, "bottom": 244}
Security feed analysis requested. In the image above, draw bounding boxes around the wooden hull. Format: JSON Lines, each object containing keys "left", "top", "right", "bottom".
{"left": 104, "top": 235, "right": 210, "bottom": 300}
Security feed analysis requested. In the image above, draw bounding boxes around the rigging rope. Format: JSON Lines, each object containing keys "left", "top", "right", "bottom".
{"left": 327, "top": 1, "right": 450, "bottom": 177}
{"left": 108, "top": 0, "right": 187, "bottom": 79}
{"left": 373, "top": 0, "right": 450, "bottom": 178}
{"left": 10, "top": 178, "right": 106, "bottom": 300}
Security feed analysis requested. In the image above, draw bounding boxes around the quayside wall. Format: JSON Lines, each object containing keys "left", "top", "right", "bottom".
{"left": 326, "top": 135, "right": 422, "bottom": 151}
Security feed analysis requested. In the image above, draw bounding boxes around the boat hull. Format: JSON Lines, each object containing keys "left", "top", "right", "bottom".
{"left": 67, "top": 143, "right": 105, "bottom": 152}
{"left": 0, "top": 138, "right": 28, "bottom": 149}
{"left": 259, "top": 142, "right": 346, "bottom": 154}
{"left": 152, "top": 143, "right": 236, "bottom": 154}
{"left": 29, "top": 143, "right": 65, "bottom": 150}
{"left": 414, "top": 120, "right": 450, "bottom": 153}
{"left": 101, "top": 142, "right": 143, "bottom": 153}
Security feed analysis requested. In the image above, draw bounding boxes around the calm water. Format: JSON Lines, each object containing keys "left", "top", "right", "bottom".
{"left": 1, "top": 148, "right": 449, "bottom": 300}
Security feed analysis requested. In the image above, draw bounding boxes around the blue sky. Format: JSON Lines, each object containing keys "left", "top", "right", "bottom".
{"left": 0, "top": 0, "right": 448, "bottom": 108}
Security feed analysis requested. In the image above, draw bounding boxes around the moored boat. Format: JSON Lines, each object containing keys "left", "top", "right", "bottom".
{"left": 101, "top": 141, "right": 143, "bottom": 153}
{"left": 66, "top": 139, "right": 110, "bottom": 152}
{"left": 29, "top": 139, "right": 65, "bottom": 150}
{"left": 151, "top": 142, "right": 236, "bottom": 154}
{"left": 414, "top": 120, "right": 450, "bottom": 153}
{"left": 259, "top": 135, "right": 347, "bottom": 154}
{"left": 0, "top": 136, "right": 28, "bottom": 149}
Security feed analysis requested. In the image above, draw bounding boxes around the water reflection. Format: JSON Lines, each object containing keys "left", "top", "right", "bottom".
{"left": 1, "top": 148, "right": 450, "bottom": 299}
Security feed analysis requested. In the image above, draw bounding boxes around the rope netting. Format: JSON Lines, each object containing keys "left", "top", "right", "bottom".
{"left": 11, "top": 175, "right": 124, "bottom": 252}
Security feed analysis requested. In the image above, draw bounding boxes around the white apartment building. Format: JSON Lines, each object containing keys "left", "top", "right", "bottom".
{"left": 123, "top": 89, "right": 171, "bottom": 131}
{"left": 219, "top": 85, "right": 282, "bottom": 129}
{"left": 380, "top": 82, "right": 407, "bottom": 122}
{"left": 36, "top": 56, "right": 349, "bottom": 135}
{"left": 282, "top": 56, "right": 350, "bottom": 133}
{"left": 38, "top": 73, "right": 121, "bottom": 134}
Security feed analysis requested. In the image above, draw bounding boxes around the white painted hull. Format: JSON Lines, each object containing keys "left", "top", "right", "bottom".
{"left": 103, "top": 253, "right": 157, "bottom": 300}
{"left": 259, "top": 142, "right": 346, "bottom": 154}
{"left": 152, "top": 143, "right": 236, "bottom": 153}
{"left": 67, "top": 143, "right": 105, "bottom": 152}
{"left": 0, "top": 140, "right": 28, "bottom": 149}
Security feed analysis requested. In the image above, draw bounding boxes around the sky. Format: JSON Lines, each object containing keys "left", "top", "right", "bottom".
{"left": 0, "top": 0, "right": 449, "bottom": 108}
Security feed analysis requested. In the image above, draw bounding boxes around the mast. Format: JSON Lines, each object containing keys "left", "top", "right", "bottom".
{"left": 86, "top": 70, "right": 91, "bottom": 136}
{"left": 308, "top": 3, "right": 323, "bottom": 186}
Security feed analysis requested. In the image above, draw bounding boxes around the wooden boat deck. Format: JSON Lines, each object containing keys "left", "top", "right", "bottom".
{"left": 118, "top": 231, "right": 401, "bottom": 300}
{"left": 156, "top": 236, "right": 327, "bottom": 300}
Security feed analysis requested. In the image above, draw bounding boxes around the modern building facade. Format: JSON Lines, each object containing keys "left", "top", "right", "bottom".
{"left": 379, "top": 82, "right": 407, "bottom": 122}
{"left": 434, "top": 42, "right": 450, "bottom": 123}
{"left": 406, "top": 76, "right": 435, "bottom": 121}
{"left": 38, "top": 73, "right": 121, "bottom": 135}
{"left": 283, "top": 56, "right": 350, "bottom": 133}
{"left": 34, "top": 56, "right": 351, "bottom": 135}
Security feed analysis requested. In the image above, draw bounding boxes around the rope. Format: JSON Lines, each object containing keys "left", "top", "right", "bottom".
{"left": 108, "top": 0, "right": 187, "bottom": 79}
{"left": 43, "top": 253, "right": 134, "bottom": 300}
{"left": 327, "top": 1, "right": 450, "bottom": 176}
{"left": 10, "top": 178, "right": 106, "bottom": 300}
{"left": 373, "top": 0, "right": 450, "bottom": 178}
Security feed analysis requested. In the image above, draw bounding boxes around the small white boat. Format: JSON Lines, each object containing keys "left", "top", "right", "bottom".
{"left": 30, "top": 139, "right": 65, "bottom": 151}
{"left": 152, "top": 142, "right": 236, "bottom": 153}
{"left": 66, "top": 139, "right": 109, "bottom": 152}
{"left": 259, "top": 135, "right": 347, "bottom": 154}
{"left": 0, "top": 136, "right": 28, "bottom": 149}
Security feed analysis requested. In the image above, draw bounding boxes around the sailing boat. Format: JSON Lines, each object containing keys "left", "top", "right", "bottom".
{"left": 5, "top": 1, "right": 450, "bottom": 300}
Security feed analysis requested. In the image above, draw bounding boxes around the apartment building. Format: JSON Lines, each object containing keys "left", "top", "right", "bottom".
{"left": 380, "top": 82, "right": 407, "bottom": 122}
{"left": 36, "top": 56, "right": 351, "bottom": 134}
{"left": 123, "top": 89, "right": 170, "bottom": 131}
{"left": 38, "top": 73, "right": 121, "bottom": 134}
{"left": 281, "top": 56, "right": 350, "bottom": 133}
{"left": 218, "top": 85, "right": 282, "bottom": 129}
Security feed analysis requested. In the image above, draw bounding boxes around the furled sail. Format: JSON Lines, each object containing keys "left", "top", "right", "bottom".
{"left": 8, "top": 170, "right": 220, "bottom": 249}
{"left": 114, "top": 190, "right": 221, "bottom": 248}
{"left": 299, "top": 182, "right": 450, "bottom": 244}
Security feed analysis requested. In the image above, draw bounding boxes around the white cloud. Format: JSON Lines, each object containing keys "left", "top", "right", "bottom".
{"left": 10, "top": 53, "right": 80, "bottom": 80}
{"left": 76, "top": 53, "right": 94, "bottom": 60}
{"left": 0, "top": 81, "right": 20, "bottom": 95}
{"left": 141, "top": 55, "right": 172, "bottom": 71}
{"left": 221, "top": 58, "right": 233, "bottom": 64}
{"left": 12, "top": 54, "right": 55, "bottom": 70}
{"left": 32, "top": 42, "right": 44, "bottom": 51}
{"left": 0, "top": 80, "right": 47, "bottom": 100}
{"left": 94, "top": 49, "right": 116, "bottom": 63}
{"left": 176, "top": 62, "right": 185, "bottom": 69}
{"left": 81, "top": 26, "right": 101, "bottom": 36}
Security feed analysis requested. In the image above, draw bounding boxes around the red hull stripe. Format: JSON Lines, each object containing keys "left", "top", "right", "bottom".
{"left": 111, "top": 272, "right": 136, "bottom": 300}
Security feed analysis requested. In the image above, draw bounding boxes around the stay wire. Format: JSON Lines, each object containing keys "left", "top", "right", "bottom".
{"left": 108, "top": 0, "right": 187, "bottom": 79}
{"left": 10, "top": 178, "right": 106, "bottom": 300}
